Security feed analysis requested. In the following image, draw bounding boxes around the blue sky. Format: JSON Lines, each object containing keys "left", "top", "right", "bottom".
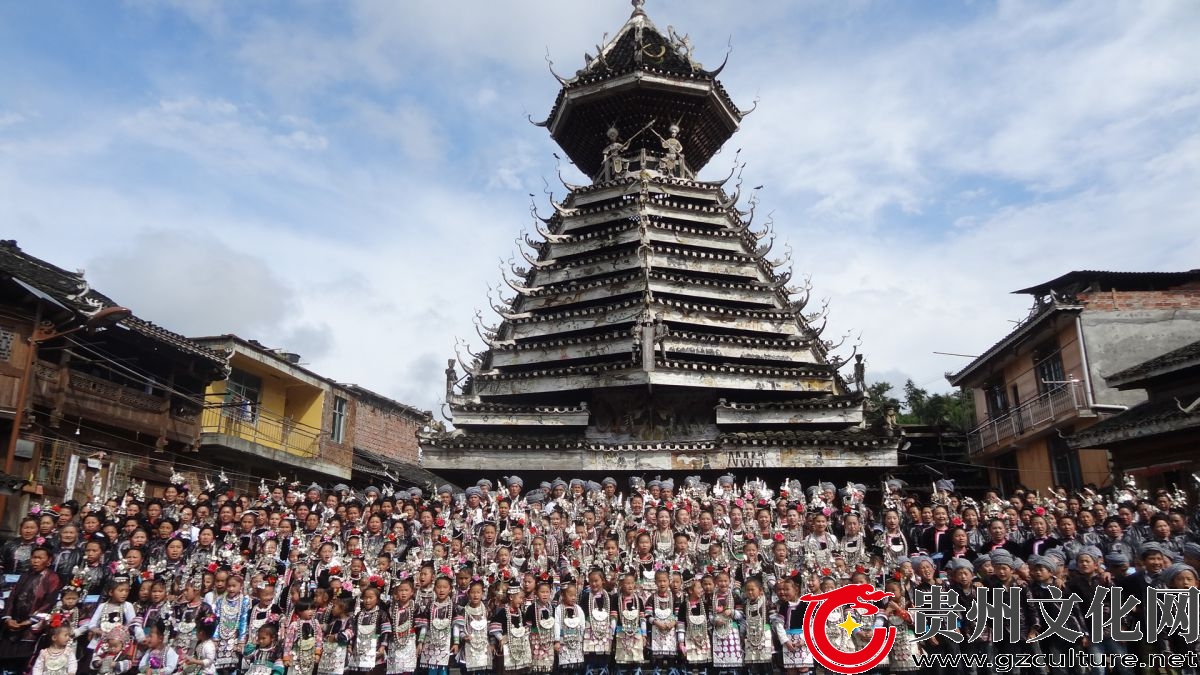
{"left": 2, "top": 0, "right": 1198, "bottom": 412}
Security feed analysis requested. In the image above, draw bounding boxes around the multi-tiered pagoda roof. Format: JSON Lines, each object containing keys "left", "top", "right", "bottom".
{"left": 420, "top": 2, "right": 900, "bottom": 476}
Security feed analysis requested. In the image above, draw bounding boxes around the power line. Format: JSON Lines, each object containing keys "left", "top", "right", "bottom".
{"left": 62, "top": 337, "right": 210, "bottom": 408}
{"left": 22, "top": 431, "right": 313, "bottom": 487}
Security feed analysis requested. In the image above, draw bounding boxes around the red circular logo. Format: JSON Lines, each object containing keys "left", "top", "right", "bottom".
{"left": 800, "top": 583, "right": 896, "bottom": 675}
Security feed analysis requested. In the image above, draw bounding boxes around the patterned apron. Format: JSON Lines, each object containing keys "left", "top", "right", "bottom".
{"left": 387, "top": 605, "right": 417, "bottom": 674}
{"left": 460, "top": 604, "right": 492, "bottom": 672}
{"left": 502, "top": 609, "right": 532, "bottom": 673}
{"left": 556, "top": 605, "right": 585, "bottom": 668}
{"left": 530, "top": 603, "right": 556, "bottom": 673}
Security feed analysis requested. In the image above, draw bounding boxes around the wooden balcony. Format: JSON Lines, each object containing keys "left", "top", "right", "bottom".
{"left": 24, "top": 362, "right": 201, "bottom": 443}
{"left": 967, "top": 380, "right": 1088, "bottom": 457}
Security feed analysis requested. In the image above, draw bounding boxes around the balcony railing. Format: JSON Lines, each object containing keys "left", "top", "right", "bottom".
{"left": 200, "top": 402, "right": 323, "bottom": 458}
{"left": 967, "top": 380, "right": 1087, "bottom": 456}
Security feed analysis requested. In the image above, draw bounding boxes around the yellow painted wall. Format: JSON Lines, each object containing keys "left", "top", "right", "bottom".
{"left": 202, "top": 353, "right": 326, "bottom": 456}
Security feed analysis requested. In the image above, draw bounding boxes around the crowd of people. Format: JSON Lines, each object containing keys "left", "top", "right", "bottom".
{"left": 0, "top": 470, "right": 1197, "bottom": 675}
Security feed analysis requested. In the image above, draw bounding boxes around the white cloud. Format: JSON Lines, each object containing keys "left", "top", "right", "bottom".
{"left": 4, "top": 0, "right": 1199, "bottom": 414}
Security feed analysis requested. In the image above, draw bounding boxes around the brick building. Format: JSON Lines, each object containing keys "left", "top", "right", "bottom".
{"left": 341, "top": 384, "right": 442, "bottom": 490}
{"left": 948, "top": 270, "right": 1200, "bottom": 493}
{"left": 342, "top": 385, "right": 426, "bottom": 464}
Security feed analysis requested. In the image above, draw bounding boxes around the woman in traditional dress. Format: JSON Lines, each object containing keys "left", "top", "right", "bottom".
{"left": 0, "top": 517, "right": 42, "bottom": 578}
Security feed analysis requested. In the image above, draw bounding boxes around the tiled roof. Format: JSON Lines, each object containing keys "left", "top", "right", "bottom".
{"left": 716, "top": 394, "right": 864, "bottom": 411}
{"left": 419, "top": 429, "right": 894, "bottom": 451}
{"left": 1106, "top": 339, "right": 1200, "bottom": 389}
{"left": 352, "top": 447, "right": 452, "bottom": 489}
{"left": 1067, "top": 398, "right": 1200, "bottom": 449}
{"left": 1013, "top": 270, "right": 1200, "bottom": 296}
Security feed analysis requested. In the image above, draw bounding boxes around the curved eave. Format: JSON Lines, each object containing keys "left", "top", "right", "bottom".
{"left": 547, "top": 69, "right": 742, "bottom": 137}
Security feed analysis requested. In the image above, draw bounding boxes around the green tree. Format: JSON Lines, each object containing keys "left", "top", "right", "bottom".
{"left": 900, "top": 379, "right": 974, "bottom": 433}
{"left": 865, "top": 381, "right": 901, "bottom": 428}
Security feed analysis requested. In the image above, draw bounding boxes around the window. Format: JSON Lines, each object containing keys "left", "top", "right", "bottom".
{"left": 984, "top": 378, "right": 1008, "bottom": 419}
{"left": 225, "top": 368, "right": 262, "bottom": 422}
{"left": 0, "top": 327, "right": 15, "bottom": 361}
{"left": 1034, "top": 340, "right": 1066, "bottom": 395}
{"left": 331, "top": 396, "right": 347, "bottom": 443}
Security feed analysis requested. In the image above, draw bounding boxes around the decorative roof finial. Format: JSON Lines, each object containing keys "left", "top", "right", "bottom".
{"left": 631, "top": 0, "right": 646, "bottom": 15}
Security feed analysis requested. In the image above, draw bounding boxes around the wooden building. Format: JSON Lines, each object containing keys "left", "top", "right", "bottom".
{"left": 0, "top": 240, "right": 227, "bottom": 532}
{"left": 948, "top": 270, "right": 1200, "bottom": 493}
{"left": 420, "top": 4, "right": 900, "bottom": 480}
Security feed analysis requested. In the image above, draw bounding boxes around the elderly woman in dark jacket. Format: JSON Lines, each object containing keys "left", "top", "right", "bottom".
{"left": 0, "top": 545, "right": 62, "bottom": 672}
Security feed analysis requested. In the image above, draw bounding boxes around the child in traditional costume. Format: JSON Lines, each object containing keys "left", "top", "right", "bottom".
{"left": 528, "top": 581, "right": 556, "bottom": 675}
{"left": 242, "top": 623, "right": 285, "bottom": 675}
{"left": 553, "top": 582, "right": 585, "bottom": 675}
{"left": 677, "top": 574, "right": 712, "bottom": 675}
{"left": 348, "top": 586, "right": 391, "bottom": 675}
{"left": 456, "top": 580, "right": 492, "bottom": 675}
{"left": 739, "top": 578, "right": 775, "bottom": 675}
{"left": 138, "top": 621, "right": 180, "bottom": 675}
{"left": 213, "top": 575, "right": 252, "bottom": 675}
{"left": 182, "top": 617, "right": 217, "bottom": 675}
{"left": 386, "top": 580, "right": 418, "bottom": 675}
{"left": 417, "top": 577, "right": 455, "bottom": 675}
{"left": 31, "top": 626, "right": 77, "bottom": 675}
{"left": 771, "top": 577, "right": 811, "bottom": 675}
{"left": 647, "top": 570, "right": 680, "bottom": 675}
{"left": 613, "top": 574, "right": 646, "bottom": 675}
{"left": 581, "top": 570, "right": 614, "bottom": 675}
{"left": 316, "top": 598, "right": 353, "bottom": 675}
{"left": 710, "top": 571, "right": 743, "bottom": 675}
{"left": 490, "top": 587, "right": 532, "bottom": 675}
{"left": 283, "top": 599, "right": 323, "bottom": 675}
